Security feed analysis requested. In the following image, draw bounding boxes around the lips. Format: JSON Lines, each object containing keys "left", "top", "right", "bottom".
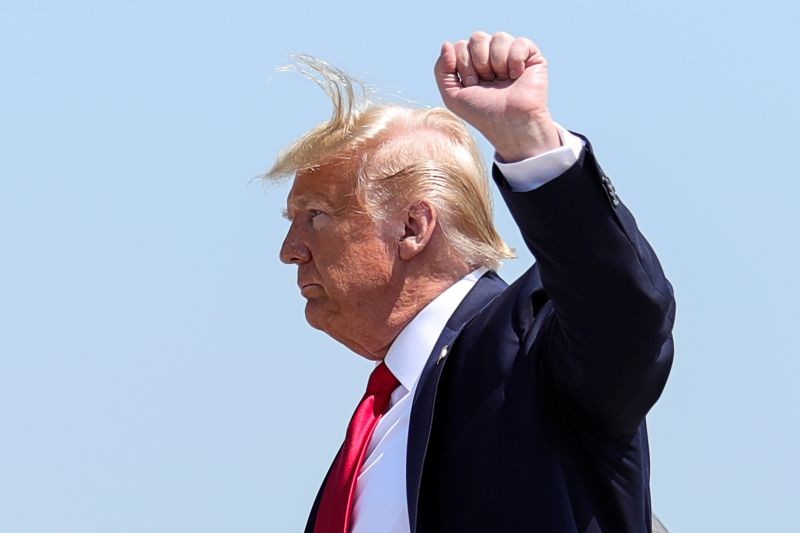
{"left": 299, "top": 283, "right": 324, "bottom": 298}
{"left": 298, "top": 274, "right": 324, "bottom": 297}
{"left": 297, "top": 278, "right": 319, "bottom": 290}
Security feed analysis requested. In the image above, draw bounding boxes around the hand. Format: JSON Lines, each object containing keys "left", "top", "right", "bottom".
{"left": 434, "top": 31, "right": 561, "bottom": 162}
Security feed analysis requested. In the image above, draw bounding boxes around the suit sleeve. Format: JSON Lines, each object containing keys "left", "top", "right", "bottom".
{"left": 493, "top": 135, "right": 676, "bottom": 437}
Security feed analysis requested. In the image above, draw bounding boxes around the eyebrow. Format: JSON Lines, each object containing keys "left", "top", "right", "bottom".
{"left": 282, "top": 192, "right": 338, "bottom": 220}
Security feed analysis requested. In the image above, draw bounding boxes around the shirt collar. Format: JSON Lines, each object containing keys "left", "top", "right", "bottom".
{"left": 382, "top": 267, "right": 489, "bottom": 392}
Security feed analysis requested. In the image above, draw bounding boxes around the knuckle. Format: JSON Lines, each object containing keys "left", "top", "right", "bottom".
{"left": 509, "top": 40, "right": 527, "bottom": 59}
{"left": 454, "top": 40, "right": 469, "bottom": 58}
{"left": 490, "top": 46, "right": 506, "bottom": 62}
{"left": 492, "top": 31, "right": 513, "bottom": 42}
{"left": 470, "top": 31, "right": 490, "bottom": 44}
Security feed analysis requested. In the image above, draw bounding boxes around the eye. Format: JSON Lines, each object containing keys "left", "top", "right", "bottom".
{"left": 308, "top": 209, "right": 328, "bottom": 227}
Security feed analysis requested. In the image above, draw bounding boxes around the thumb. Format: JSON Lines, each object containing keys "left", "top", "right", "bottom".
{"left": 434, "top": 41, "right": 461, "bottom": 98}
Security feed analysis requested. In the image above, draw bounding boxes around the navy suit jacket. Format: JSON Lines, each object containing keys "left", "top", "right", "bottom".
{"left": 305, "top": 138, "right": 675, "bottom": 533}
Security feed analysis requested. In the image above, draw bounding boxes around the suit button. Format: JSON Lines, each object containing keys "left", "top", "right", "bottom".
{"left": 600, "top": 172, "right": 620, "bottom": 207}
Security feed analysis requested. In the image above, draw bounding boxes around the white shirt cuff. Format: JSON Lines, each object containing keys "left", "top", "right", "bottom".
{"left": 494, "top": 124, "right": 585, "bottom": 192}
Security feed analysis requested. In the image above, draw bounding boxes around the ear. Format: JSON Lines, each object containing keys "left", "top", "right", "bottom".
{"left": 398, "top": 200, "right": 437, "bottom": 261}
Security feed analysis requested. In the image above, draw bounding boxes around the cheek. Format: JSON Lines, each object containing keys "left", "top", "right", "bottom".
{"left": 327, "top": 240, "right": 394, "bottom": 294}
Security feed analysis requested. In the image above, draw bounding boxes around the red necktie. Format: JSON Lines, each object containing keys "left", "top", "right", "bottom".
{"left": 314, "top": 362, "right": 400, "bottom": 533}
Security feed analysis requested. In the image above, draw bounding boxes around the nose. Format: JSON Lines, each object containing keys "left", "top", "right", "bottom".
{"left": 279, "top": 223, "right": 311, "bottom": 265}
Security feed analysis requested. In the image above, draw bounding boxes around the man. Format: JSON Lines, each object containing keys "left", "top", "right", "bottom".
{"left": 268, "top": 31, "right": 675, "bottom": 533}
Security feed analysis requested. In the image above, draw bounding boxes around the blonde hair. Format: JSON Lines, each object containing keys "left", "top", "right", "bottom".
{"left": 265, "top": 55, "right": 514, "bottom": 270}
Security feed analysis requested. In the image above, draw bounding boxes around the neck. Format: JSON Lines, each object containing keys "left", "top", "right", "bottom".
{"left": 359, "top": 264, "right": 472, "bottom": 360}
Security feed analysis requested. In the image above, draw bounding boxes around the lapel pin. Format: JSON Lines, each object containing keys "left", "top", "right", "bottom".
{"left": 437, "top": 344, "right": 449, "bottom": 365}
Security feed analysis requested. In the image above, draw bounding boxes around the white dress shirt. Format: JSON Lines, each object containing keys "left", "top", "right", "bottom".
{"left": 348, "top": 126, "right": 585, "bottom": 533}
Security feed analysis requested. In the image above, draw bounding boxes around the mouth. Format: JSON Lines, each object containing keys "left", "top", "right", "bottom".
{"left": 298, "top": 282, "right": 324, "bottom": 298}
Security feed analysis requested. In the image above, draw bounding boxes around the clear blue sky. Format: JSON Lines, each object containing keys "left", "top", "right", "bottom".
{"left": 1, "top": 1, "right": 798, "bottom": 531}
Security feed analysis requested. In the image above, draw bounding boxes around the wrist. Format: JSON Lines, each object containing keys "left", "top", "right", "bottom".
{"left": 492, "top": 113, "right": 561, "bottom": 163}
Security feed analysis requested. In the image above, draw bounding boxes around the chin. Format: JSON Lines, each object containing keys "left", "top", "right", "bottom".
{"left": 304, "top": 301, "right": 332, "bottom": 333}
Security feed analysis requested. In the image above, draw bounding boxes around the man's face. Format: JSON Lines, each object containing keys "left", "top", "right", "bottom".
{"left": 280, "top": 164, "right": 400, "bottom": 354}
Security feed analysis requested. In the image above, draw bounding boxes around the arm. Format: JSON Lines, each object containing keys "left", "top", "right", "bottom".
{"left": 496, "top": 136, "right": 675, "bottom": 437}
{"left": 434, "top": 32, "right": 675, "bottom": 437}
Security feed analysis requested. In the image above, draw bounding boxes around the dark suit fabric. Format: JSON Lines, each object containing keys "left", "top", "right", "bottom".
{"left": 306, "top": 138, "right": 675, "bottom": 533}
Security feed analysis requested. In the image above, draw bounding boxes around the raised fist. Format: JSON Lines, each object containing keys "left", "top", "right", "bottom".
{"left": 434, "top": 31, "right": 560, "bottom": 162}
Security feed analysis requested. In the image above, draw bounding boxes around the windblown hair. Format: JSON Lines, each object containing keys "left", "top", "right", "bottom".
{"left": 265, "top": 55, "right": 514, "bottom": 270}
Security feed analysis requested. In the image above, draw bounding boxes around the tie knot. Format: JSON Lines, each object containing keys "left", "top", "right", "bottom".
{"left": 366, "top": 362, "right": 400, "bottom": 397}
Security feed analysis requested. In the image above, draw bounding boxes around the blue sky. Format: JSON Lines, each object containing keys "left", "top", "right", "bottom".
{"left": 1, "top": 1, "right": 798, "bottom": 531}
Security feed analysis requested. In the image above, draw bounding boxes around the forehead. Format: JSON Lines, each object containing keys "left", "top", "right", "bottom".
{"left": 286, "top": 163, "right": 358, "bottom": 209}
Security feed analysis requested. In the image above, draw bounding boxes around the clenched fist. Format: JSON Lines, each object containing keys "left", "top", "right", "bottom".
{"left": 434, "top": 31, "right": 560, "bottom": 162}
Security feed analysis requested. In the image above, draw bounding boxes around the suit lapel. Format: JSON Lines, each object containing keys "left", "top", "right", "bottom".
{"left": 305, "top": 271, "right": 509, "bottom": 533}
{"left": 405, "top": 271, "right": 507, "bottom": 532}
{"left": 304, "top": 443, "right": 341, "bottom": 533}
